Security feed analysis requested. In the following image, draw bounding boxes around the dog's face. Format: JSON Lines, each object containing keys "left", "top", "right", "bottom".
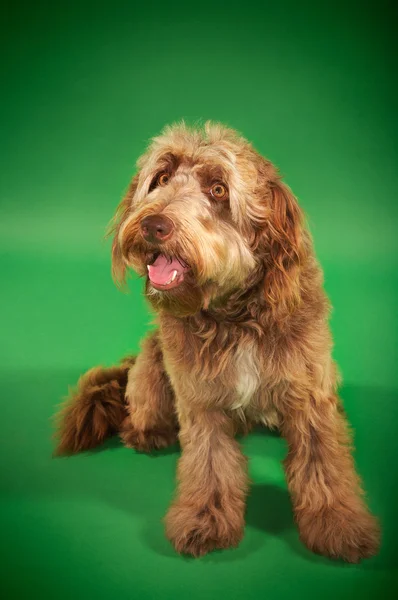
{"left": 111, "top": 122, "right": 305, "bottom": 318}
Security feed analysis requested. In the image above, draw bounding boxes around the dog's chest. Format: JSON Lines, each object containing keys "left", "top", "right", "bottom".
{"left": 232, "top": 346, "right": 261, "bottom": 409}
{"left": 160, "top": 316, "right": 279, "bottom": 413}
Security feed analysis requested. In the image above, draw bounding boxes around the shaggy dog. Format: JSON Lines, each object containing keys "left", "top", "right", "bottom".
{"left": 55, "top": 121, "right": 380, "bottom": 562}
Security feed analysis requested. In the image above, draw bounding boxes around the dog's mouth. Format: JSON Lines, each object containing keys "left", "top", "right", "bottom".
{"left": 147, "top": 252, "right": 191, "bottom": 291}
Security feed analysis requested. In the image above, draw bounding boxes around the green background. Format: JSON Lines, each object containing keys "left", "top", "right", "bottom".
{"left": 1, "top": 1, "right": 397, "bottom": 598}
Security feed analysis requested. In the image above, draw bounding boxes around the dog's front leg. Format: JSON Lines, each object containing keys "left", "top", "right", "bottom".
{"left": 280, "top": 383, "right": 380, "bottom": 562}
{"left": 165, "top": 407, "right": 248, "bottom": 556}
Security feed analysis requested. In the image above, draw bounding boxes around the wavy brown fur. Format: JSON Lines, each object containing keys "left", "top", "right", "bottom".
{"left": 120, "top": 332, "right": 179, "bottom": 451}
{"left": 56, "top": 121, "right": 380, "bottom": 562}
{"left": 54, "top": 357, "right": 135, "bottom": 455}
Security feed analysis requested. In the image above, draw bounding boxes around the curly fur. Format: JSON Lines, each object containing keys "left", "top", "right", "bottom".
{"left": 54, "top": 358, "right": 135, "bottom": 455}
{"left": 55, "top": 121, "right": 380, "bottom": 562}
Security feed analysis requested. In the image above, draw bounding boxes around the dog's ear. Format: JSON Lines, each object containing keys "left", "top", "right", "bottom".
{"left": 262, "top": 177, "right": 307, "bottom": 321}
{"left": 107, "top": 174, "right": 139, "bottom": 288}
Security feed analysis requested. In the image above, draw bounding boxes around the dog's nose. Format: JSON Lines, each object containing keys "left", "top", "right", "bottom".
{"left": 140, "top": 214, "right": 174, "bottom": 243}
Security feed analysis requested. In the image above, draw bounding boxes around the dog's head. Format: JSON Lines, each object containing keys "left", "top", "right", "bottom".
{"left": 110, "top": 122, "right": 308, "bottom": 318}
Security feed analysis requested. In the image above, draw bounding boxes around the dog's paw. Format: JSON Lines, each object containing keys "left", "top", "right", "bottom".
{"left": 120, "top": 417, "right": 177, "bottom": 452}
{"left": 165, "top": 500, "right": 244, "bottom": 557}
{"left": 297, "top": 505, "right": 380, "bottom": 563}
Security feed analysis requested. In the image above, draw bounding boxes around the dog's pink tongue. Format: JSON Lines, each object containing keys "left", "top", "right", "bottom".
{"left": 147, "top": 254, "right": 182, "bottom": 285}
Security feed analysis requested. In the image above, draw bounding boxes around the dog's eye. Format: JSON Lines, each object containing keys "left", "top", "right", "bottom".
{"left": 210, "top": 183, "right": 228, "bottom": 200}
{"left": 157, "top": 172, "right": 170, "bottom": 187}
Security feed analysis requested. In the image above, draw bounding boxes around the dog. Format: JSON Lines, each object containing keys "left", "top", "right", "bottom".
{"left": 55, "top": 121, "right": 380, "bottom": 561}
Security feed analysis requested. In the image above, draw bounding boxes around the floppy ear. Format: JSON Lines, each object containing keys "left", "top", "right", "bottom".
{"left": 263, "top": 178, "right": 307, "bottom": 321}
{"left": 107, "top": 174, "right": 139, "bottom": 288}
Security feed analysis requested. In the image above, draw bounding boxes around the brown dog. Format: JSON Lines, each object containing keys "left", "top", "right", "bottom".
{"left": 55, "top": 121, "right": 380, "bottom": 561}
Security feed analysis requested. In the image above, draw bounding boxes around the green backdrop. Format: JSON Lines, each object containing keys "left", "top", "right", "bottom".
{"left": 1, "top": 1, "right": 397, "bottom": 598}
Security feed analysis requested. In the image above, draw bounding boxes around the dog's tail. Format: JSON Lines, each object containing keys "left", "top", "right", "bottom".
{"left": 54, "top": 356, "right": 136, "bottom": 456}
